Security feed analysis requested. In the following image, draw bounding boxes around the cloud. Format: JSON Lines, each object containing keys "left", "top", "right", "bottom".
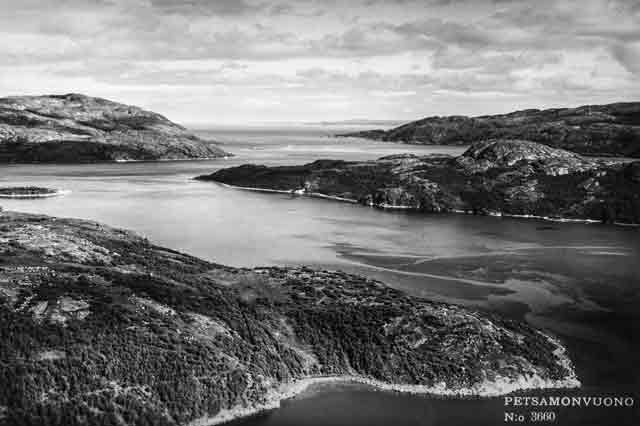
{"left": 0, "top": 0, "right": 638, "bottom": 123}
{"left": 386, "top": 18, "right": 493, "bottom": 48}
{"left": 149, "top": 0, "right": 264, "bottom": 16}
{"left": 431, "top": 47, "right": 563, "bottom": 73}
{"left": 370, "top": 90, "right": 417, "bottom": 97}
{"left": 611, "top": 43, "right": 640, "bottom": 74}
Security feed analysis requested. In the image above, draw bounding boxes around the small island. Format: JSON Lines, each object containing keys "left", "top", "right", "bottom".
{"left": 0, "top": 211, "right": 579, "bottom": 426}
{"left": 0, "top": 186, "right": 65, "bottom": 198}
{"left": 197, "top": 139, "right": 640, "bottom": 225}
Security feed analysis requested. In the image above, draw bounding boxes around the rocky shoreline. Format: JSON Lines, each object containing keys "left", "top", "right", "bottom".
{"left": 207, "top": 182, "right": 640, "bottom": 228}
{"left": 0, "top": 211, "right": 579, "bottom": 426}
{"left": 198, "top": 139, "right": 640, "bottom": 225}
{"left": 192, "top": 355, "right": 580, "bottom": 426}
{"left": 213, "top": 182, "right": 360, "bottom": 203}
{"left": 191, "top": 330, "right": 579, "bottom": 426}
{"left": 0, "top": 186, "right": 68, "bottom": 199}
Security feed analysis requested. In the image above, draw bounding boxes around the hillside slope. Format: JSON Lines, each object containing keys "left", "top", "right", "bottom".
{"left": 0, "top": 94, "right": 229, "bottom": 162}
{"left": 340, "top": 102, "right": 640, "bottom": 158}
{"left": 0, "top": 211, "right": 578, "bottom": 425}
{"left": 199, "top": 139, "right": 640, "bottom": 224}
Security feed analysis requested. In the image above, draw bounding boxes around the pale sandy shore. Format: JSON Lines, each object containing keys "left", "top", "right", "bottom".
{"left": 188, "top": 333, "right": 580, "bottom": 426}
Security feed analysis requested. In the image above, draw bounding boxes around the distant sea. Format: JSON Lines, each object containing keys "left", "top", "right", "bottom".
{"left": 2, "top": 124, "right": 638, "bottom": 426}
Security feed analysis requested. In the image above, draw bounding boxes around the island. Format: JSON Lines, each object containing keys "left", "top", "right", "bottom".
{"left": 339, "top": 102, "right": 640, "bottom": 158}
{"left": 197, "top": 139, "right": 640, "bottom": 225}
{"left": 0, "top": 211, "right": 579, "bottom": 426}
{"left": 0, "top": 186, "right": 65, "bottom": 199}
{"left": 0, "top": 93, "right": 230, "bottom": 163}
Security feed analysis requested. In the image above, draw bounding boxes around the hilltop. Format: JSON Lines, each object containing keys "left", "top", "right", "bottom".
{"left": 340, "top": 102, "right": 640, "bottom": 158}
{"left": 0, "top": 94, "right": 229, "bottom": 162}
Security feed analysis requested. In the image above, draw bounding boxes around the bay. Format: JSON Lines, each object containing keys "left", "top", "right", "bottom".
{"left": 2, "top": 125, "right": 638, "bottom": 425}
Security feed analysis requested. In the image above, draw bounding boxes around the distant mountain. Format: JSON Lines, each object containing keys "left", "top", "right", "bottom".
{"left": 199, "top": 139, "right": 640, "bottom": 225}
{"left": 339, "top": 102, "right": 640, "bottom": 158}
{"left": 0, "top": 93, "right": 230, "bottom": 162}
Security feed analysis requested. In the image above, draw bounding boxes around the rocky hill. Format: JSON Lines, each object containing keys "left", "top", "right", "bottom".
{"left": 0, "top": 211, "right": 578, "bottom": 425}
{"left": 340, "top": 102, "right": 640, "bottom": 158}
{"left": 0, "top": 94, "right": 229, "bottom": 162}
{"left": 199, "top": 139, "right": 640, "bottom": 224}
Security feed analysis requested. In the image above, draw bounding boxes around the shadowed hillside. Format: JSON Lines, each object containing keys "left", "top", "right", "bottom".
{"left": 200, "top": 139, "right": 640, "bottom": 224}
{"left": 0, "top": 94, "right": 230, "bottom": 163}
{"left": 340, "top": 103, "right": 640, "bottom": 158}
{"left": 0, "top": 211, "right": 578, "bottom": 425}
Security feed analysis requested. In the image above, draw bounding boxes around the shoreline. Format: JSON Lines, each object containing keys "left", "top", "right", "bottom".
{"left": 1, "top": 156, "right": 232, "bottom": 166}
{"left": 191, "top": 373, "right": 580, "bottom": 426}
{"left": 0, "top": 189, "right": 70, "bottom": 199}
{"left": 114, "top": 155, "right": 232, "bottom": 163}
{"left": 189, "top": 334, "right": 580, "bottom": 426}
{"left": 207, "top": 182, "right": 639, "bottom": 227}
{"left": 212, "top": 182, "right": 360, "bottom": 203}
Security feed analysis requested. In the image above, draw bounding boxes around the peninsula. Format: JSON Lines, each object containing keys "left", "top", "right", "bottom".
{"left": 0, "top": 187, "right": 65, "bottom": 199}
{"left": 0, "top": 94, "right": 230, "bottom": 163}
{"left": 197, "top": 139, "right": 640, "bottom": 225}
{"left": 339, "top": 102, "right": 640, "bottom": 158}
{"left": 0, "top": 211, "right": 578, "bottom": 426}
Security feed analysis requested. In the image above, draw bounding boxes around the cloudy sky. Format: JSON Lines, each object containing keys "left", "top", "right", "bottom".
{"left": 1, "top": 0, "right": 639, "bottom": 124}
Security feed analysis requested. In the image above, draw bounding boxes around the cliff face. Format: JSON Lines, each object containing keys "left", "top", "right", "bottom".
{"left": 0, "top": 94, "right": 229, "bottom": 162}
{"left": 199, "top": 139, "right": 640, "bottom": 224}
{"left": 0, "top": 212, "right": 577, "bottom": 425}
{"left": 340, "top": 102, "right": 640, "bottom": 158}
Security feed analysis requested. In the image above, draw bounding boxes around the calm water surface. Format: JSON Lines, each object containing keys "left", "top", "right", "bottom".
{"left": 2, "top": 125, "right": 638, "bottom": 425}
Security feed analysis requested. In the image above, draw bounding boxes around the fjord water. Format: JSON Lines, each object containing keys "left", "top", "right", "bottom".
{"left": 2, "top": 125, "right": 639, "bottom": 425}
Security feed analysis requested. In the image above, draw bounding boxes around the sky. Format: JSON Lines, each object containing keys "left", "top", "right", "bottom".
{"left": 1, "top": 0, "right": 639, "bottom": 125}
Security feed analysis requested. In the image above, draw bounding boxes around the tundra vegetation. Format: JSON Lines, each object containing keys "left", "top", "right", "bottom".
{"left": 340, "top": 102, "right": 640, "bottom": 158}
{"left": 0, "top": 212, "right": 578, "bottom": 426}
{"left": 0, "top": 94, "right": 229, "bottom": 163}
{"left": 200, "top": 140, "right": 640, "bottom": 224}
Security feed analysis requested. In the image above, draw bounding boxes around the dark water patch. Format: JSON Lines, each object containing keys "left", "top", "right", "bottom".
{"left": 230, "top": 384, "right": 639, "bottom": 426}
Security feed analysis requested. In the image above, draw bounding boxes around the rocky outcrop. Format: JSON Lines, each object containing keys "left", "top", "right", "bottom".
{"left": 0, "top": 93, "right": 230, "bottom": 162}
{"left": 198, "top": 139, "right": 640, "bottom": 224}
{"left": 0, "top": 187, "right": 61, "bottom": 198}
{"left": 455, "top": 139, "right": 597, "bottom": 174}
{"left": 340, "top": 102, "right": 640, "bottom": 158}
{"left": 0, "top": 211, "right": 578, "bottom": 425}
